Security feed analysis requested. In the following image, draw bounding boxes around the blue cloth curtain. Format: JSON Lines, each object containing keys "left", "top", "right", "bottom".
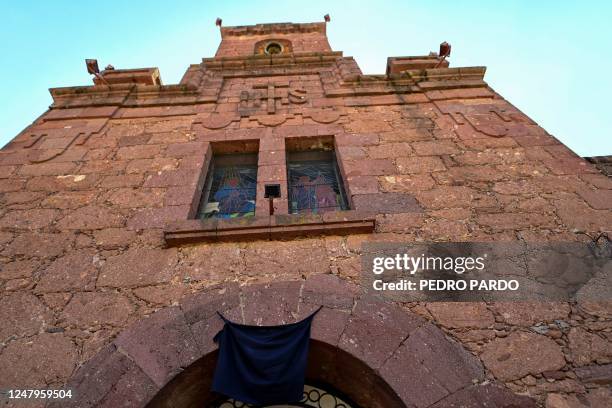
{"left": 212, "top": 307, "right": 322, "bottom": 405}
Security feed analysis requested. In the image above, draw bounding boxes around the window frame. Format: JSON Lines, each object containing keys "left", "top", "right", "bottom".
{"left": 286, "top": 149, "right": 349, "bottom": 215}
{"left": 196, "top": 152, "right": 259, "bottom": 220}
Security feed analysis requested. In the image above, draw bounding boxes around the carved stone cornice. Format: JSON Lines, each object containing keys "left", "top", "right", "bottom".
{"left": 48, "top": 56, "right": 488, "bottom": 110}
{"left": 202, "top": 51, "right": 343, "bottom": 71}
{"left": 49, "top": 83, "right": 206, "bottom": 109}
{"left": 220, "top": 22, "right": 326, "bottom": 38}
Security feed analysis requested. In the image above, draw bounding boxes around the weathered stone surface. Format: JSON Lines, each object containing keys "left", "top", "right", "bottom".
{"left": 100, "top": 174, "right": 144, "bottom": 189}
{"left": 1, "top": 191, "right": 44, "bottom": 205}
{"left": 342, "top": 159, "right": 396, "bottom": 176}
{"left": 586, "top": 387, "right": 612, "bottom": 408}
{"left": 243, "top": 240, "right": 330, "bottom": 279}
{"left": 0, "top": 231, "right": 12, "bottom": 245}
{"left": 379, "top": 174, "right": 436, "bottom": 192}
{"left": 189, "top": 313, "right": 224, "bottom": 357}
{"left": 367, "top": 142, "right": 413, "bottom": 159}
{"left": 126, "top": 205, "right": 190, "bottom": 230}
{"left": 2, "top": 232, "right": 74, "bottom": 258}
{"left": 429, "top": 383, "right": 536, "bottom": 408}
{"left": 125, "top": 157, "right": 178, "bottom": 174}
{"left": 52, "top": 344, "right": 133, "bottom": 408}
{"left": 116, "top": 144, "right": 160, "bottom": 160}
{"left": 376, "top": 212, "right": 425, "bottom": 232}
{"left": 575, "top": 364, "right": 612, "bottom": 385}
{"left": 426, "top": 302, "right": 495, "bottom": 329}
{"left": 98, "top": 362, "right": 158, "bottom": 408}
{"left": 0, "top": 259, "right": 40, "bottom": 279}
{"left": 379, "top": 323, "right": 484, "bottom": 408}
{"left": 0, "top": 333, "right": 77, "bottom": 388}
{"left": 93, "top": 228, "right": 137, "bottom": 249}
{"left": 98, "top": 248, "right": 178, "bottom": 288}
{"left": 568, "top": 327, "right": 612, "bottom": 365}
{"left": 352, "top": 192, "right": 422, "bottom": 214}
{"left": 56, "top": 205, "right": 125, "bottom": 230}
{"left": 35, "top": 249, "right": 98, "bottom": 293}
{"left": 481, "top": 331, "right": 566, "bottom": 381}
{"left": 492, "top": 302, "right": 571, "bottom": 326}
{"left": 105, "top": 188, "right": 164, "bottom": 208}
{"left": 415, "top": 186, "right": 480, "bottom": 209}
{"left": 545, "top": 393, "right": 587, "bottom": 408}
{"left": 133, "top": 284, "right": 187, "bottom": 305}
{"left": 301, "top": 273, "right": 358, "bottom": 310}
{"left": 241, "top": 281, "right": 302, "bottom": 325}
{"left": 477, "top": 212, "right": 557, "bottom": 230}
{"left": 61, "top": 292, "right": 134, "bottom": 327}
{"left": 114, "top": 307, "right": 200, "bottom": 387}
{"left": 181, "top": 243, "right": 244, "bottom": 282}
{"left": 41, "top": 190, "right": 97, "bottom": 209}
{"left": 553, "top": 197, "right": 612, "bottom": 231}
{"left": 0, "top": 208, "right": 59, "bottom": 229}
{"left": 339, "top": 297, "right": 424, "bottom": 370}
{"left": 310, "top": 307, "right": 350, "bottom": 346}
{"left": 0, "top": 293, "right": 53, "bottom": 342}
{"left": 180, "top": 283, "right": 241, "bottom": 324}
{"left": 412, "top": 140, "right": 460, "bottom": 156}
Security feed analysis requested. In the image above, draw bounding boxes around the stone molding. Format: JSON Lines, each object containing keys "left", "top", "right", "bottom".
{"left": 164, "top": 211, "right": 376, "bottom": 245}
{"left": 220, "top": 22, "right": 327, "bottom": 38}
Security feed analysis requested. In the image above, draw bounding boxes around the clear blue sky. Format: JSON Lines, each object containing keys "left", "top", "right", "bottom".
{"left": 1, "top": 1, "right": 610, "bottom": 156}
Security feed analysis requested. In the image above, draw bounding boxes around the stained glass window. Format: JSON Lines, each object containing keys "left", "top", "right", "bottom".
{"left": 197, "top": 154, "right": 257, "bottom": 219}
{"left": 287, "top": 151, "right": 348, "bottom": 214}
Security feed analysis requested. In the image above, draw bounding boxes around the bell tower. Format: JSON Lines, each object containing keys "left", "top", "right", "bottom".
{"left": 215, "top": 21, "right": 332, "bottom": 57}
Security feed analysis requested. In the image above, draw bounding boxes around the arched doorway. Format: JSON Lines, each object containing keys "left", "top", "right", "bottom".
{"left": 146, "top": 340, "right": 403, "bottom": 407}
{"left": 52, "top": 275, "right": 535, "bottom": 408}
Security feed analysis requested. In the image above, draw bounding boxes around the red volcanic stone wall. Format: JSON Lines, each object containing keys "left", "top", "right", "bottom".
{"left": 216, "top": 22, "right": 331, "bottom": 57}
{"left": 0, "top": 21, "right": 611, "bottom": 407}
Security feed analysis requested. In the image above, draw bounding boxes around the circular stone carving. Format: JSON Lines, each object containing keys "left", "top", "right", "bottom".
{"left": 265, "top": 42, "right": 283, "bottom": 55}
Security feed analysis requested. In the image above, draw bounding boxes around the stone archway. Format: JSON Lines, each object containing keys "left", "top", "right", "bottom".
{"left": 51, "top": 275, "right": 535, "bottom": 408}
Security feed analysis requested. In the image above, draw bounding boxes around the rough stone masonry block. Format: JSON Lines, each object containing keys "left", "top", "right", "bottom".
{"left": 97, "top": 361, "right": 159, "bottom": 408}
{"left": 114, "top": 307, "right": 201, "bottom": 387}
{"left": 480, "top": 331, "right": 566, "bottom": 381}
{"left": 98, "top": 247, "right": 178, "bottom": 288}
{"left": 379, "top": 323, "right": 484, "bottom": 408}
{"left": 429, "top": 383, "right": 536, "bottom": 408}
{"left": 300, "top": 273, "right": 359, "bottom": 310}
{"left": 241, "top": 281, "right": 302, "bottom": 325}
{"left": 0, "top": 293, "right": 53, "bottom": 343}
{"left": 47, "top": 344, "right": 138, "bottom": 408}
{"left": 339, "top": 297, "right": 424, "bottom": 370}
{"left": 180, "top": 282, "right": 241, "bottom": 325}
{"left": 352, "top": 192, "right": 422, "bottom": 214}
{"left": 34, "top": 249, "right": 99, "bottom": 294}
{"left": 0, "top": 333, "right": 78, "bottom": 389}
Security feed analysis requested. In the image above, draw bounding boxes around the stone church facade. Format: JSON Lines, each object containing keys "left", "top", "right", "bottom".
{"left": 0, "top": 20, "right": 611, "bottom": 407}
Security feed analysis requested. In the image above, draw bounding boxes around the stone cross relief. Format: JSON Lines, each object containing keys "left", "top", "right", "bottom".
{"left": 196, "top": 79, "right": 344, "bottom": 129}
{"left": 239, "top": 81, "right": 307, "bottom": 117}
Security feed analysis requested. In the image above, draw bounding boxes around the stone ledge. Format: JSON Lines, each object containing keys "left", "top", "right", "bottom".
{"left": 163, "top": 211, "right": 375, "bottom": 245}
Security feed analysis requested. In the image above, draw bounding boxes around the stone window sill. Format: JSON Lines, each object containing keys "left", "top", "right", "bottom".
{"left": 163, "top": 211, "right": 375, "bottom": 245}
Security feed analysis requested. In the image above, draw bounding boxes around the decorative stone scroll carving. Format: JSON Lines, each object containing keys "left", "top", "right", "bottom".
{"left": 435, "top": 101, "right": 534, "bottom": 138}
{"left": 195, "top": 113, "right": 240, "bottom": 130}
{"left": 15, "top": 117, "right": 110, "bottom": 163}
